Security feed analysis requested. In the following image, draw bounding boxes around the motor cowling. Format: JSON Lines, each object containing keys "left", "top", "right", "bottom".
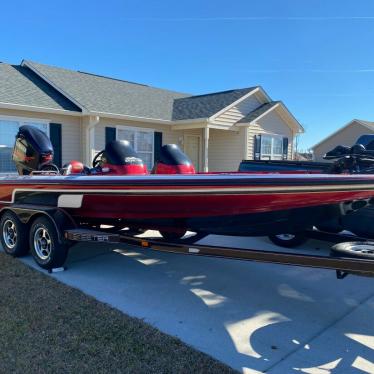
{"left": 153, "top": 144, "right": 196, "bottom": 174}
{"left": 101, "top": 140, "right": 148, "bottom": 175}
{"left": 12, "top": 125, "right": 55, "bottom": 175}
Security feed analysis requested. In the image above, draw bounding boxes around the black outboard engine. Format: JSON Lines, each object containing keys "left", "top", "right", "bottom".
{"left": 153, "top": 144, "right": 196, "bottom": 174}
{"left": 12, "top": 125, "right": 56, "bottom": 175}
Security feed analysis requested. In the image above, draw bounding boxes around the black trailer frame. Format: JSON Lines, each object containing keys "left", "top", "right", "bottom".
{"left": 64, "top": 228, "right": 374, "bottom": 279}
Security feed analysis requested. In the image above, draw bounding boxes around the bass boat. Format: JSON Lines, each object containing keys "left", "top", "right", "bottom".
{"left": 1, "top": 125, "right": 374, "bottom": 238}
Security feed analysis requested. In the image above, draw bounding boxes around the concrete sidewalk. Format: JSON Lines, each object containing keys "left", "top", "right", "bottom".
{"left": 4, "top": 234, "right": 374, "bottom": 373}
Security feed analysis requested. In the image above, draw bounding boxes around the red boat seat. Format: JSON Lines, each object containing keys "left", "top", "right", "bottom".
{"left": 63, "top": 160, "right": 90, "bottom": 175}
{"left": 153, "top": 144, "right": 195, "bottom": 174}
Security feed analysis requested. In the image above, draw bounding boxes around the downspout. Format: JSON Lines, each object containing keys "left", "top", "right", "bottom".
{"left": 85, "top": 115, "right": 100, "bottom": 165}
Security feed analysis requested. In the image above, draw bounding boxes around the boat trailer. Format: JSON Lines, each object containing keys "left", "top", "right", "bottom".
{"left": 64, "top": 228, "right": 374, "bottom": 279}
{"left": 1, "top": 205, "right": 374, "bottom": 279}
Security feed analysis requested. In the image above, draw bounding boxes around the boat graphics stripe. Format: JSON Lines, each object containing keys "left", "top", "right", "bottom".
{"left": 0, "top": 184, "right": 374, "bottom": 204}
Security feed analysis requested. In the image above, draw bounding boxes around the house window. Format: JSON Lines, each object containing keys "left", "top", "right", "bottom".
{"left": 116, "top": 126, "right": 154, "bottom": 170}
{"left": 0, "top": 118, "right": 49, "bottom": 174}
{"left": 260, "top": 135, "right": 284, "bottom": 160}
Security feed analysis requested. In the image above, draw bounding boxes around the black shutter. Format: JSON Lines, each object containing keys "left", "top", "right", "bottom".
{"left": 105, "top": 127, "right": 116, "bottom": 144}
{"left": 50, "top": 123, "right": 62, "bottom": 167}
{"left": 154, "top": 131, "right": 163, "bottom": 163}
{"left": 282, "top": 137, "right": 289, "bottom": 160}
{"left": 254, "top": 135, "right": 261, "bottom": 160}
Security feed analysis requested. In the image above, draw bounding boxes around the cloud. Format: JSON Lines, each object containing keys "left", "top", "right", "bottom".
{"left": 124, "top": 16, "right": 374, "bottom": 22}
{"left": 242, "top": 69, "right": 374, "bottom": 73}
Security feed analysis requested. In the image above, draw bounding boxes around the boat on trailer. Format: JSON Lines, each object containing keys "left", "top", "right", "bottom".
{"left": 1, "top": 125, "right": 374, "bottom": 271}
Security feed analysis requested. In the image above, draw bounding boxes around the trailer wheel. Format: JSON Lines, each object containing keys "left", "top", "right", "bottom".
{"left": 331, "top": 241, "right": 374, "bottom": 259}
{"left": 0, "top": 211, "right": 29, "bottom": 257}
{"left": 29, "top": 216, "right": 69, "bottom": 269}
{"left": 268, "top": 233, "right": 307, "bottom": 248}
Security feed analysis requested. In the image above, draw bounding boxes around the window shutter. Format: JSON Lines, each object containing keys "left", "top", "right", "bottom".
{"left": 49, "top": 123, "right": 62, "bottom": 167}
{"left": 105, "top": 127, "right": 116, "bottom": 144}
{"left": 254, "top": 135, "right": 261, "bottom": 160}
{"left": 154, "top": 131, "right": 163, "bottom": 163}
{"left": 282, "top": 137, "right": 289, "bottom": 160}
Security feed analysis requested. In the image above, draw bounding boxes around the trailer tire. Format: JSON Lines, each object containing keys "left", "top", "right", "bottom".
{"left": 331, "top": 241, "right": 374, "bottom": 259}
{"left": 268, "top": 233, "right": 308, "bottom": 248}
{"left": 29, "top": 216, "right": 69, "bottom": 269}
{"left": 0, "top": 211, "right": 29, "bottom": 257}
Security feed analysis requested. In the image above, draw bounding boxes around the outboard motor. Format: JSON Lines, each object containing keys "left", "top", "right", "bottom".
{"left": 12, "top": 125, "right": 57, "bottom": 175}
{"left": 153, "top": 144, "right": 196, "bottom": 174}
{"left": 99, "top": 140, "right": 147, "bottom": 175}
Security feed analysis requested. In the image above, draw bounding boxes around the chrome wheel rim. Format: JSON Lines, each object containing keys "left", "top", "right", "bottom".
{"left": 3, "top": 219, "right": 17, "bottom": 249}
{"left": 276, "top": 234, "right": 295, "bottom": 241}
{"left": 34, "top": 227, "right": 52, "bottom": 260}
{"left": 348, "top": 244, "right": 374, "bottom": 255}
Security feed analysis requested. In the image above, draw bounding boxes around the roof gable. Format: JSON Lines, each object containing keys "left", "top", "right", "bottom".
{"left": 172, "top": 87, "right": 258, "bottom": 121}
{"left": 312, "top": 119, "right": 374, "bottom": 149}
{"left": 23, "top": 60, "right": 188, "bottom": 120}
{"left": 238, "top": 101, "right": 280, "bottom": 123}
{"left": 0, "top": 63, "right": 81, "bottom": 112}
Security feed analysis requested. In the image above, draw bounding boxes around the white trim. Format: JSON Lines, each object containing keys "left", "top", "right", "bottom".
{"left": 235, "top": 102, "right": 304, "bottom": 133}
{"left": 311, "top": 119, "right": 374, "bottom": 149}
{"left": 0, "top": 101, "right": 80, "bottom": 116}
{"left": 184, "top": 134, "right": 202, "bottom": 172}
{"left": 1, "top": 184, "right": 374, "bottom": 204}
{"left": 116, "top": 125, "right": 155, "bottom": 167}
{"left": 260, "top": 134, "right": 284, "bottom": 160}
{"left": 21, "top": 60, "right": 88, "bottom": 113}
{"left": 244, "top": 127, "right": 249, "bottom": 159}
{"left": 0, "top": 114, "right": 50, "bottom": 125}
{"left": 208, "top": 87, "right": 260, "bottom": 122}
{"left": 91, "top": 111, "right": 174, "bottom": 124}
{"left": 250, "top": 103, "right": 281, "bottom": 124}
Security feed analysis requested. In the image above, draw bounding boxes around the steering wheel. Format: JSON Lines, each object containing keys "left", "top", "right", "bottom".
{"left": 92, "top": 150, "right": 104, "bottom": 168}
{"left": 40, "top": 164, "right": 60, "bottom": 174}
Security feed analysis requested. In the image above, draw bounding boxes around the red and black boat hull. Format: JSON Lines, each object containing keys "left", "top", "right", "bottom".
{"left": 1, "top": 173, "right": 374, "bottom": 236}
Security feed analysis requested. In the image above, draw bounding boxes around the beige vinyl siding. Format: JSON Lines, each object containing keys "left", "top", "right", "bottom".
{"left": 313, "top": 121, "right": 372, "bottom": 162}
{"left": 212, "top": 95, "right": 262, "bottom": 126}
{"left": 247, "top": 110, "right": 293, "bottom": 160}
{"left": 0, "top": 108, "right": 82, "bottom": 164}
{"left": 208, "top": 128, "right": 246, "bottom": 171}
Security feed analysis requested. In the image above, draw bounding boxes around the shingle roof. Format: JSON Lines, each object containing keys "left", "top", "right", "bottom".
{"left": 24, "top": 60, "right": 189, "bottom": 120}
{"left": 0, "top": 63, "right": 81, "bottom": 112}
{"left": 172, "top": 87, "right": 258, "bottom": 120}
{"left": 238, "top": 101, "right": 280, "bottom": 123}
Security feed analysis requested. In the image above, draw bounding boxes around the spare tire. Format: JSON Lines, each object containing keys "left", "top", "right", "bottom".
{"left": 331, "top": 241, "right": 374, "bottom": 259}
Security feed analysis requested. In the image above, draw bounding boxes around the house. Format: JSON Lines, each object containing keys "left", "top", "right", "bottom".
{"left": 312, "top": 119, "right": 374, "bottom": 162}
{"left": 0, "top": 60, "right": 304, "bottom": 173}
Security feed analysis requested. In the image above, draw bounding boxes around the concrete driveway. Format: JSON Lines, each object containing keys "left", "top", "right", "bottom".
{"left": 4, "top": 234, "right": 374, "bottom": 373}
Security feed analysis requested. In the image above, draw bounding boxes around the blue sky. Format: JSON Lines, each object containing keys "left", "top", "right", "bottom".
{"left": 2, "top": 0, "right": 374, "bottom": 150}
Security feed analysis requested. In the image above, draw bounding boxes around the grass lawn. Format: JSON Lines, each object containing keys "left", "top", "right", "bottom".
{"left": 0, "top": 253, "right": 236, "bottom": 373}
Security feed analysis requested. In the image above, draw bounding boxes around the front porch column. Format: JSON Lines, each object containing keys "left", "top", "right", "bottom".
{"left": 84, "top": 116, "right": 100, "bottom": 165}
{"left": 203, "top": 127, "right": 210, "bottom": 172}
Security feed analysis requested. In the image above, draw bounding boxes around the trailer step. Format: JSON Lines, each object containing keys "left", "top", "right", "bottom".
{"left": 64, "top": 229, "right": 120, "bottom": 243}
